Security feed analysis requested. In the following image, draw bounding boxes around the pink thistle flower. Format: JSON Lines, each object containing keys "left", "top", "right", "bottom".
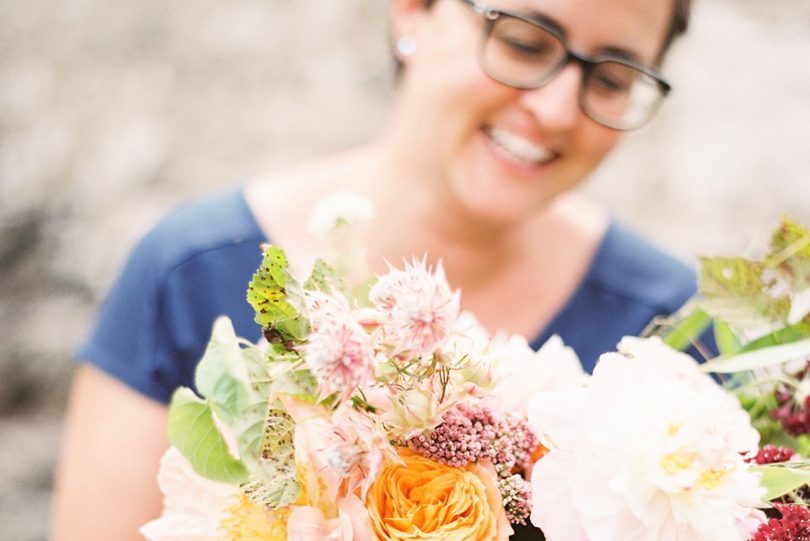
{"left": 304, "top": 290, "right": 352, "bottom": 331}
{"left": 289, "top": 401, "right": 399, "bottom": 503}
{"left": 369, "top": 258, "right": 460, "bottom": 360}
{"left": 302, "top": 306, "right": 374, "bottom": 403}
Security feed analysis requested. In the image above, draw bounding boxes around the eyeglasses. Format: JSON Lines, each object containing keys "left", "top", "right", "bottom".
{"left": 458, "top": 0, "right": 672, "bottom": 130}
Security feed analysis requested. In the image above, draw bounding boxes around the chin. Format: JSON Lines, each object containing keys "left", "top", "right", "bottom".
{"left": 450, "top": 183, "right": 555, "bottom": 227}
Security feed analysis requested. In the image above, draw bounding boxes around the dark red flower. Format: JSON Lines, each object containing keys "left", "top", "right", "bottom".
{"left": 750, "top": 505, "right": 810, "bottom": 541}
{"left": 748, "top": 444, "right": 796, "bottom": 465}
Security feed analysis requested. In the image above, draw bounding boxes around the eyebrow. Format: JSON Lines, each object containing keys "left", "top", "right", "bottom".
{"left": 510, "top": 7, "right": 644, "bottom": 64}
{"left": 597, "top": 46, "right": 642, "bottom": 64}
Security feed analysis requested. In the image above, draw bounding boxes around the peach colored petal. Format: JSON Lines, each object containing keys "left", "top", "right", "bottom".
{"left": 287, "top": 506, "right": 329, "bottom": 541}
{"left": 336, "top": 494, "right": 375, "bottom": 541}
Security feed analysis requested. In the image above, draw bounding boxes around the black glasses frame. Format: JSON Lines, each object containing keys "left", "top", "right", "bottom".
{"left": 458, "top": 0, "right": 672, "bottom": 130}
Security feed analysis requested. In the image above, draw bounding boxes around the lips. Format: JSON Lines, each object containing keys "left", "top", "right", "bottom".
{"left": 484, "top": 126, "right": 557, "bottom": 166}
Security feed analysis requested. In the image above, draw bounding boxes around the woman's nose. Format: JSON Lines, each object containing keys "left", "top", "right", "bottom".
{"left": 518, "top": 64, "right": 583, "bottom": 133}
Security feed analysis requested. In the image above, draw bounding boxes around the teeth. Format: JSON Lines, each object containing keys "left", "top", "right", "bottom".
{"left": 487, "top": 127, "right": 555, "bottom": 164}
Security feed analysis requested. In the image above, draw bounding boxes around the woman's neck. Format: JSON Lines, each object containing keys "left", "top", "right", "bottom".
{"left": 245, "top": 142, "right": 607, "bottom": 334}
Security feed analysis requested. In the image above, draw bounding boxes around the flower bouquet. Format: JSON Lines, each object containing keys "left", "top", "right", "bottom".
{"left": 140, "top": 209, "right": 810, "bottom": 541}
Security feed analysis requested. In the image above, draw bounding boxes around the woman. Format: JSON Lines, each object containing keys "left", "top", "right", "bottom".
{"left": 51, "top": 0, "right": 692, "bottom": 538}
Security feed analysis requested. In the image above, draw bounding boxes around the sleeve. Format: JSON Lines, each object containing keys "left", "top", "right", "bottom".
{"left": 76, "top": 225, "right": 185, "bottom": 404}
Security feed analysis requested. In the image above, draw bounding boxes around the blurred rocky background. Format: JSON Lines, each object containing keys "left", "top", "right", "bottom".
{"left": 1, "top": 0, "right": 808, "bottom": 539}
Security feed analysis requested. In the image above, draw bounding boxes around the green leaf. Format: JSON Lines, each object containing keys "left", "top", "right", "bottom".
{"left": 657, "top": 304, "right": 712, "bottom": 352}
{"left": 699, "top": 256, "right": 789, "bottom": 337}
{"left": 238, "top": 403, "right": 300, "bottom": 508}
{"left": 167, "top": 387, "right": 249, "bottom": 484}
{"left": 739, "top": 323, "right": 810, "bottom": 353}
{"left": 753, "top": 464, "right": 810, "bottom": 501}
{"left": 714, "top": 321, "right": 743, "bottom": 356}
{"left": 769, "top": 216, "right": 810, "bottom": 291}
{"left": 246, "top": 245, "right": 310, "bottom": 343}
{"left": 303, "top": 257, "right": 344, "bottom": 293}
{"left": 271, "top": 368, "right": 318, "bottom": 401}
{"left": 190, "top": 318, "right": 301, "bottom": 507}
{"left": 195, "top": 317, "right": 255, "bottom": 424}
{"left": 241, "top": 474, "right": 300, "bottom": 510}
{"left": 796, "top": 435, "right": 810, "bottom": 457}
{"left": 701, "top": 337, "right": 810, "bottom": 374}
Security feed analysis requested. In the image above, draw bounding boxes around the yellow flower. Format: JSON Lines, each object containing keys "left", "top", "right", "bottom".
{"left": 221, "top": 494, "right": 287, "bottom": 541}
{"left": 365, "top": 448, "right": 513, "bottom": 541}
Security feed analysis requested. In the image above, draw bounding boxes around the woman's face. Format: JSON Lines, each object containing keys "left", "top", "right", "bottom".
{"left": 392, "top": 0, "right": 672, "bottom": 224}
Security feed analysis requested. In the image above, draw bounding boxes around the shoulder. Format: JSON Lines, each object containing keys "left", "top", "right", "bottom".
{"left": 134, "top": 188, "right": 266, "bottom": 277}
{"left": 78, "top": 188, "right": 268, "bottom": 403}
{"left": 585, "top": 221, "right": 697, "bottom": 314}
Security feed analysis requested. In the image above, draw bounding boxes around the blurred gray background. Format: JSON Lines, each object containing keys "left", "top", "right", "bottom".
{"left": 1, "top": 0, "right": 809, "bottom": 539}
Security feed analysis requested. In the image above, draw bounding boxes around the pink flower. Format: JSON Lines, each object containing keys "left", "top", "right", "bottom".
{"left": 284, "top": 398, "right": 399, "bottom": 503}
{"left": 302, "top": 293, "right": 374, "bottom": 402}
{"left": 369, "top": 258, "right": 460, "bottom": 360}
{"left": 287, "top": 495, "right": 375, "bottom": 541}
{"left": 139, "top": 448, "right": 246, "bottom": 541}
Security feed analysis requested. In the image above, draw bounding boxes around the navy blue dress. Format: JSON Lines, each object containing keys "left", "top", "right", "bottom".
{"left": 79, "top": 188, "right": 697, "bottom": 403}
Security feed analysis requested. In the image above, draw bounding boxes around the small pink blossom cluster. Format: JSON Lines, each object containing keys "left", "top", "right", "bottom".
{"left": 369, "top": 258, "right": 460, "bottom": 361}
{"left": 498, "top": 474, "right": 532, "bottom": 525}
{"left": 409, "top": 403, "right": 498, "bottom": 467}
{"left": 492, "top": 416, "right": 538, "bottom": 477}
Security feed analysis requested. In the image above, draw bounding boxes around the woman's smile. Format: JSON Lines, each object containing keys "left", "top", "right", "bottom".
{"left": 481, "top": 125, "right": 560, "bottom": 174}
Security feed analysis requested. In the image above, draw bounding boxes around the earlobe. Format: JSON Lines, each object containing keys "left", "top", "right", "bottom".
{"left": 389, "top": 0, "right": 429, "bottom": 60}
{"left": 395, "top": 36, "right": 418, "bottom": 58}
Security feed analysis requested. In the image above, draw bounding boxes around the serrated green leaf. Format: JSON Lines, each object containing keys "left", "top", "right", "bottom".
{"left": 234, "top": 403, "right": 299, "bottom": 508}
{"left": 753, "top": 464, "right": 810, "bottom": 501}
{"left": 246, "top": 245, "right": 310, "bottom": 343}
{"left": 303, "top": 257, "right": 344, "bottom": 293}
{"left": 699, "top": 256, "right": 790, "bottom": 338}
{"left": 167, "top": 387, "right": 248, "bottom": 484}
{"left": 701, "top": 337, "right": 810, "bottom": 374}
{"left": 260, "top": 406, "right": 296, "bottom": 462}
{"left": 656, "top": 303, "right": 712, "bottom": 352}
{"left": 271, "top": 368, "right": 318, "bottom": 401}
{"left": 769, "top": 217, "right": 810, "bottom": 288}
{"left": 241, "top": 475, "right": 300, "bottom": 510}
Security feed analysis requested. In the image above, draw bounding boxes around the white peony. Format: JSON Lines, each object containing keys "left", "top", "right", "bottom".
{"left": 527, "top": 337, "right": 765, "bottom": 541}
{"left": 484, "top": 333, "right": 587, "bottom": 417}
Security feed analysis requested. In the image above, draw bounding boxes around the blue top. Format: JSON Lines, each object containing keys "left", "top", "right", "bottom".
{"left": 78, "top": 189, "right": 698, "bottom": 404}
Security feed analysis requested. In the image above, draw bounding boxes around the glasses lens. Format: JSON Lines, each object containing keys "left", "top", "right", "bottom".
{"left": 582, "top": 61, "right": 665, "bottom": 130}
{"left": 481, "top": 16, "right": 566, "bottom": 89}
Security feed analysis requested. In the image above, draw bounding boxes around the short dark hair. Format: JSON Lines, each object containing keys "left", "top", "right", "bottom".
{"left": 423, "top": 0, "right": 691, "bottom": 57}
{"left": 663, "top": 0, "right": 691, "bottom": 54}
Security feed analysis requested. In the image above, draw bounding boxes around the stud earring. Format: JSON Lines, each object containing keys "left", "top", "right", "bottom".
{"left": 395, "top": 36, "right": 417, "bottom": 57}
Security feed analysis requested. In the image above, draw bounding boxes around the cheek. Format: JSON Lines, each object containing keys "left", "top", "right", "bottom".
{"left": 576, "top": 125, "right": 623, "bottom": 169}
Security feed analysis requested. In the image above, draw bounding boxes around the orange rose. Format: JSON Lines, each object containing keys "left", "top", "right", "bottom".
{"left": 365, "top": 448, "right": 513, "bottom": 540}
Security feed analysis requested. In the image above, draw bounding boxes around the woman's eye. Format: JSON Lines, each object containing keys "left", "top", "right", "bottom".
{"left": 501, "top": 37, "right": 551, "bottom": 58}
{"left": 593, "top": 73, "right": 632, "bottom": 93}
